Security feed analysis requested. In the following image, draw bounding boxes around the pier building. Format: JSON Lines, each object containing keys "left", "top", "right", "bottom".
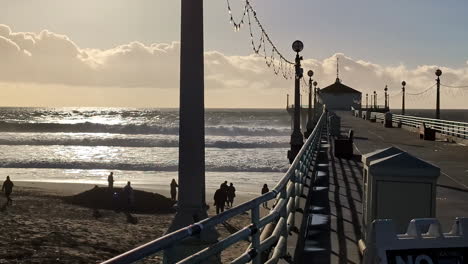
{"left": 318, "top": 78, "right": 362, "bottom": 110}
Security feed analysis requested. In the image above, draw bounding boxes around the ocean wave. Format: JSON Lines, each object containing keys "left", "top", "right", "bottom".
{"left": 0, "top": 161, "right": 287, "bottom": 173}
{"left": 0, "top": 138, "right": 288, "bottom": 148}
{"left": 0, "top": 121, "right": 289, "bottom": 136}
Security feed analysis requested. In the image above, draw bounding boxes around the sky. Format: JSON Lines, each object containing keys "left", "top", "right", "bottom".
{"left": 1, "top": 0, "right": 468, "bottom": 108}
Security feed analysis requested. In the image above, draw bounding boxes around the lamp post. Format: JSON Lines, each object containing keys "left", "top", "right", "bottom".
{"left": 313, "top": 81, "right": 318, "bottom": 120}
{"left": 366, "top": 93, "right": 368, "bottom": 109}
{"left": 164, "top": 0, "right": 218, "bottom": 262}
{"left": 288, "top": 40, "right": 304, "bottom": 164}
{"left": 384, "top": 85, "right": 388, "bottom": 109}
{"left": 286, "top": 94, "right": 289, "bottom": 109}
{"left": 402, "top": 81, "right": 406, "bottom": 115}
{"left": 387, "top": 94, "right": 390, "bottom": 110}
{"left": 374, "top": 91, "right": 377, "bottom": 109}
{"left": 435, "top": 69, "right": 442, "bottom": 119}
{"left": 305, "top": 70, "right": 314, "bottom": 138}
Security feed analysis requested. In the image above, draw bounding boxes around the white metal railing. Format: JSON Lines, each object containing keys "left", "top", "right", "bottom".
{"left": 101, "top": 111, "right": 328, "bottom": 264}
{"left": 350, "top": 108, "right": 468, "bottom": 139}
{"left": 392, "top": 114, "right": 468, "bottom": 139}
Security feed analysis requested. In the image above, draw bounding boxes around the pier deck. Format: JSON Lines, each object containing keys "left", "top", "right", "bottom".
{"left": 300, "top": 136, "right": 363, "bottom": 263}
{"left": 300, "top": 111, "right": 468, "bottom": 263}
{"left": 338, "top": 110, "right": 468, "bottom": 230}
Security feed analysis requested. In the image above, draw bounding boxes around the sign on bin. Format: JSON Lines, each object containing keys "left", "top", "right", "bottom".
{"left": 386, "top": 248, "right": 467, "bottom": 264}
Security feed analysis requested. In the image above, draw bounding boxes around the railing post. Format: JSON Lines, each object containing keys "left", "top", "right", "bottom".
{"left": 251, "top": 206, "right": 261, "bottom": 264}
{"left": 280, "top": 188, "right": 288, "bottom": 256}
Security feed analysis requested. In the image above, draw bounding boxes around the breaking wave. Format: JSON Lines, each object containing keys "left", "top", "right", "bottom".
{"left": 0, "top": 161, "right": 288, "bottom": 173}
{"left": 0, "top": 121, "right": 289, "bottom": 136}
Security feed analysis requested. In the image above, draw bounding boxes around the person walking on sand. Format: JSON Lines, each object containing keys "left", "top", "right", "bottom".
{"left": 221, "top": 181, "right": 228, "bottom": 206}
{"left": 107, "top": 172, "right": 114, "bottom": 190}
{"left": 170, "top": 179, "right": 178, "bottom": 201}
{"left": 2, "top": 176, "right": 14, "bottom": 206}
{"left": 261, "top": 184, "right": 269, "bottom": 209}
{"left": 123, "top": 181, "right": 134, "bottom": 211}
{"left": 214, "top": 184, "right": 227, "bottom": 215}
{"left": 227, "top": 183, "right": 236, "bottom": 208}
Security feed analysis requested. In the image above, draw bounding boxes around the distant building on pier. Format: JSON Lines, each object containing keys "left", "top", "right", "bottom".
{"left": 318, "top": 58, "right": 362, "bottom": 110}
{"left": 318, "top": 78, "right": 362, "bottom": 110}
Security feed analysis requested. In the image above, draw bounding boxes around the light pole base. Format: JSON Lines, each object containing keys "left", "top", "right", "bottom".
{"left": 289, "top": 130, "right": 304, "bottom": 163}
{"left": 304, "top": 121, "right": 315, "bottom": 138}
{"left": 163, "top": 207, "right": 220, "bottom": 263}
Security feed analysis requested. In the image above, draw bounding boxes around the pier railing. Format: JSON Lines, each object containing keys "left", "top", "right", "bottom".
{"left": 392, "top": 114, "right": 468, "bottom": 139}
{"left": 102, "top": 111, "right": 327, "bottom": 264}
{"left": 351, "top": 108, "right": 468, "bottom": 139}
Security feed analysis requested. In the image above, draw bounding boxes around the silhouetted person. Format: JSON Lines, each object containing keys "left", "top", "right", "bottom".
{"left": 123, "top": 181, "right": 134, "bottom": 211}
{"left": 214, "top": 184, "right": 227, "bottom": 214}
{"left": 108, "top": 172, "right": 114, "bottom": 190}
{"left": 2, "top": 176, "right": 14, "bottom": 206}
{"left": 170, "top": 179, "right": 178, "bottom": 201}
{"left": 261, "top": 184, "right": 269, "bottom": 208}
{"left": 221, "top": 181, "right": 228, "bottom": 206}
{"left": 227, "top": 183, "right": 236, "bottom": 208}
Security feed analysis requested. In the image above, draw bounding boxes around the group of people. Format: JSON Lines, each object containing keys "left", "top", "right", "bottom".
{"left": 107, "top": 172, "right": 135, "bottom": 210}
{"left": 214, "top": 181, "right": 236, "bottom": 214}
{"left": 170, "top": 179, "right": 270, "bottom": 215}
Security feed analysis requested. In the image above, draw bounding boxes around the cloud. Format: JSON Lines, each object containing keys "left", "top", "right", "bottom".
{"left": 0, "top": 24, "right": 468, "bottom": 108}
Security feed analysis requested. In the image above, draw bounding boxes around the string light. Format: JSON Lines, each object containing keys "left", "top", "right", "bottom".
{"left": 406, "top": 84, "right": 436, "bottom": 96}
{"left": 441, "top": 83, "right": 468, "bottom": 89}
{"left": 225, "top": 0, "right": 295, "bottom": 80}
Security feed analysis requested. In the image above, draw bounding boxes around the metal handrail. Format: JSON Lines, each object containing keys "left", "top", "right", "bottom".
{"left": 351, "top": 108, "right": 468, "bottom": 139}
{"left": 102, "top": 111, "right": 327, "bottom": 264}
{"left": 392, "top": 114, "right": 468, "bottom": 139}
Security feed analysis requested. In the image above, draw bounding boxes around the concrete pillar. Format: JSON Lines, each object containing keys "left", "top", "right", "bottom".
{"left": 164, "top": 0, "right": 218, "bottom": 262}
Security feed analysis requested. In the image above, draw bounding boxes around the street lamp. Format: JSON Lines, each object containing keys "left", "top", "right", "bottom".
{"left": 435, "top": 69, "right": 442, "bottom": 119}
{"left": 305, "top": 70, "right": 314, "bottom": 138}
{"left": 366, "top": 93, "right": 368, "bottom": 109}
{"left": 374, "top": 91, "right": 377, "bottom": 109}
{"left": 384, "top": 85, "right": 388, "bottom": 109}
{"left": 401, "top": 81, "right": 406, "bottom": 115}
{"left": 288, "top": 40, "right": 304, "bottom": 164}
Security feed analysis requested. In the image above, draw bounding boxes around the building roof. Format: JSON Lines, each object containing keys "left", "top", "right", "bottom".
{"left": 320, "top": 78, "right": 361, "bottom": 94}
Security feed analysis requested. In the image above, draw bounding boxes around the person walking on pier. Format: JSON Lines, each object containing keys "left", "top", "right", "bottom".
{"left": 2, "top": 176, "right": 14, "bottom": 206}
{"left": 214, "top": 184, "right": 227, "bottom": 215}
{"left": 170, "top": 179, "right": 178, "bottom": 201}
{"left": 107, "top": 172, "right": 114, "bottom": 190}
{"left": 261, "top": 184, "right": 269, "bottom": 209}
{"left": 227, "top": 183, "right": 236, "bottom": 208}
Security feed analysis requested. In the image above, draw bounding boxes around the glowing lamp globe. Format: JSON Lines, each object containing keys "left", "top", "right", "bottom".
{"left": 292, "top": 40, "right": 304, "bottom": 53}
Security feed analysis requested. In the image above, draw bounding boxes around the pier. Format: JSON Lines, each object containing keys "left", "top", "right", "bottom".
{"left": 101, "top": 107, "right": 468, "bottom": 264}
{"left": 100, "top": 1, "right": 468, "bottom": 263}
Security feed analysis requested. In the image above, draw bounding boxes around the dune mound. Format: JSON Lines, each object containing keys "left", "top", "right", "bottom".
{"left": 63, "top": 186, "right": 176, "bottom": 214}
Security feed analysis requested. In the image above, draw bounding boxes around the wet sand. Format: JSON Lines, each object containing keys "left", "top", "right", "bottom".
{"left": 0, "top": 181, "right": 264, "bottom": 263}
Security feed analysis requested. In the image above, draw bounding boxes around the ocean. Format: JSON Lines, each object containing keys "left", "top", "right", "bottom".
{"left": 0, "top": 107, "right": 292, "bottom": 196}
{"left": 1, "top": 107, "right": 466, "bottom": 196}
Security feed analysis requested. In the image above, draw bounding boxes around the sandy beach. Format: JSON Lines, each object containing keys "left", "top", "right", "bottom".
{"left": 0, "top": 181, "right": 266, "bottom": 263}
